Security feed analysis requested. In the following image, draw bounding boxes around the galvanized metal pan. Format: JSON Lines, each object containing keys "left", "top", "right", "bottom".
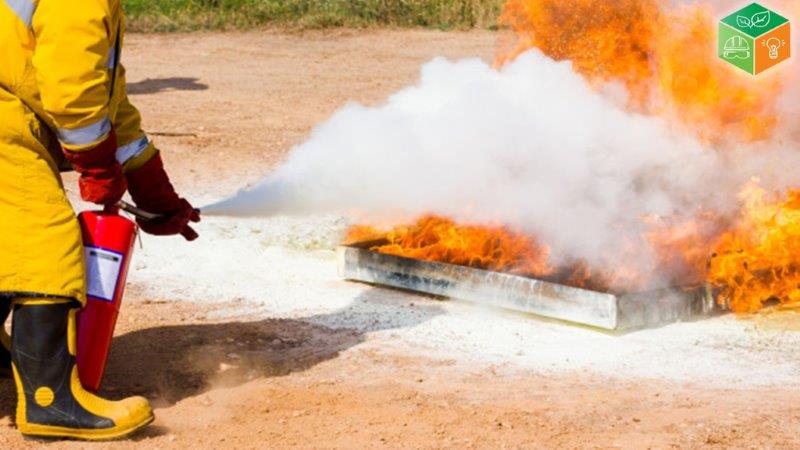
{"left": 337, "top": 243, "right": 719, "bottom": 331}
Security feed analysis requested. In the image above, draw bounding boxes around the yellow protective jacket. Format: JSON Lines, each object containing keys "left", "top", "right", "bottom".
{"left": 0, "top": 0, "right": 156, "bottom": 302}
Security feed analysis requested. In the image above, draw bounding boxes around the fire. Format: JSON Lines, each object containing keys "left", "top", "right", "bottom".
{"left": 346, "top": 0, "right": 800, "bottom": 312}
{"left": 497, "top": 0, "right": 781, "bottom": 143}
{"left": 350, "top": 217, "right": 653, "bottom": 293}
{"left": 709, "top": 183, "right": 800, "bottom": 313}
{"left": 645, "top": 213, "right": 722, "bottom": 288}
{"left": 496, "top": 0, "right": 658, "bottom": 105}
{"left": 652, "top": 4, "right": 780, "bottom": 143}
{"left": 348, "top": 216, "right": 554, "bottom": 278}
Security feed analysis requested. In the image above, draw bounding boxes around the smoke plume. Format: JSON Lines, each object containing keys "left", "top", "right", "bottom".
{"left": 203, "top": 47, "right": 800, "bottom": 280}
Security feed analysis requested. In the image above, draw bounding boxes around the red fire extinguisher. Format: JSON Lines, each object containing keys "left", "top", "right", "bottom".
{"left": 76, "top": 201, "right": 160, "bottom": 391}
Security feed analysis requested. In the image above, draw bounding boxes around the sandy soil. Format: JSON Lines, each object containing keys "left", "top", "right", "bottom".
{"left": 2, "top": 298, "right": 800, "bottom": 449}
{"left": 4, "top": 29, "right": 800, "bottom": 448}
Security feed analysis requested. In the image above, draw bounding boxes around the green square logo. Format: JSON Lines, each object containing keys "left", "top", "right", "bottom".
{"left": 719, "top": 2, "right": 791, "bottom": 75}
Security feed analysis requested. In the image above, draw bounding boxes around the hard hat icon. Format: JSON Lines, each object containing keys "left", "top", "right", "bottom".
{"left": 723, "top": 35, "right": 751, "bottom": 59}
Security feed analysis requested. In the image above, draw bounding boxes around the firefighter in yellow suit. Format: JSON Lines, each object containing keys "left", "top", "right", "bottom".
{"left": 0, "top": 0, "right": 200, "bottom": 440}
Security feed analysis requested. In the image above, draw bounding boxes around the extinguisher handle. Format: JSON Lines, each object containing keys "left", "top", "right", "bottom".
{"left": 116, "top": 200, "right": 164, "bottom": 222}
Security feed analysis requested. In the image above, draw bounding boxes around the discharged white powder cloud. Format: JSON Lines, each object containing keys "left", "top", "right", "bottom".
{"left": 205, "top": 49, "right": 800, "bottom": 286}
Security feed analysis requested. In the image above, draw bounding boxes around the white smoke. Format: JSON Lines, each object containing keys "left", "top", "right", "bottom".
{"left": 206, "top": 50, "right": 786, "bottom": 276}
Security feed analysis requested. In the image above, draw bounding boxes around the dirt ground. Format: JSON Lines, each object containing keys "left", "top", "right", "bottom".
{"left": 2, "top": 298, "right": 799, "bottom": 449}
{"left": 3, "top": 29, "right": 800, "bottom": 448}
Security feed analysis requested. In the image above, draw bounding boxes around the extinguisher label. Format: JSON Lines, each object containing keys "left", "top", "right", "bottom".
{"left": 84, "top": 246, "right": 124, "bottom": 302}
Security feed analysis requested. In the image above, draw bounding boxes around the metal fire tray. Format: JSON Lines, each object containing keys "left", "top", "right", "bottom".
{"left": 337, "top": 242, "right": 718, "bottom": 331}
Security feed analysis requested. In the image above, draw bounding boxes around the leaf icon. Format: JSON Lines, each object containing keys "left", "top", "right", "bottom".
{"left": 737, "top": 15, "right": 752, "bottom": 28}
{"left": 751, "top": 10, "right": 770, "bottom": 28}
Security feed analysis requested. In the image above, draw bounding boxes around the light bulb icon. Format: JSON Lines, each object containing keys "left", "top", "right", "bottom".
{"left": 764, "top": 37, "right": 784, "bottom": 60}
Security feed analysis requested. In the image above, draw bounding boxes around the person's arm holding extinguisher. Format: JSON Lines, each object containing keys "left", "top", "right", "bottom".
{"left": 111, "top": 63, "right": 200, "bottom": 240}
{"left": 35, "top": 7, "right": 199, "bottom": 240}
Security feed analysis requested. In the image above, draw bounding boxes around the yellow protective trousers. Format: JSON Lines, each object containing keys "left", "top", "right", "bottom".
{"left": 0, "top": 89, "right": 85, "bottom": 303}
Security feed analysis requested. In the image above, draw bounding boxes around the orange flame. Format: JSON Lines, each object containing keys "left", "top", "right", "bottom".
{"left": 497, "top": 0, "right": 781, "bottom": 143}
{"left": 496, "top": 0, "right": 658, "bottom": 105}
{"left": 349, "top": 216, "right": 662, "bottom": 294}
{"left": 348, "top": 216, "right": 554, "bottom": 278}
{"left": 709, "top": 183, "right": 800, "bottom": 312}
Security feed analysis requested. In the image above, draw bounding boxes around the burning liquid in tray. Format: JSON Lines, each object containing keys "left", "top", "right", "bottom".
{"left": 346, "top": 216, "right": 683, "bottom": 295}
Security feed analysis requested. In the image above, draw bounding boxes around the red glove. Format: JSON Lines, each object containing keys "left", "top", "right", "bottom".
{"left": 126, "top": 153, "right": 200, "bottom": 241}
{"left": 62, "top": 129, "right": 127, "bottom": 205}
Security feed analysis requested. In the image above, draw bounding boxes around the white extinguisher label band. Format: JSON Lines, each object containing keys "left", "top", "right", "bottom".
{"left": 84, "top": 246, "right": 124, "bottom": 302}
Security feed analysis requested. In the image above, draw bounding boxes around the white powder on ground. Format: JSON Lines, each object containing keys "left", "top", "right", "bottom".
{"left": 126, "top": 214, "right": 800, "bottom": 388}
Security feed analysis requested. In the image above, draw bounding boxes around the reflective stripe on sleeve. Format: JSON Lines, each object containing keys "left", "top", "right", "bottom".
{"left": 3, "top": 0, "right": 35, "bottom": 27}
{"left": 56, "top": 117, "right": 111, "bottom": 146}
{"left": 115, "top": 135, "right": 149, "bottom": 165}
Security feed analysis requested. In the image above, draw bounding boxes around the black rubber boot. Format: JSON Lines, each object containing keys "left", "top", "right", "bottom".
{"left": 0, "top": 300, "right": 11, "bottom": 377}
{"left": 11, "top": 301, "right": 153, "bottom": 440}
